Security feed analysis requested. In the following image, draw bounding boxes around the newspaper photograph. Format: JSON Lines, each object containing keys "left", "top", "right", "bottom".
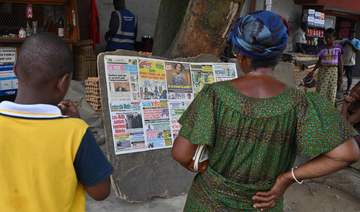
{"left": 142, "top": 100, "right": 172, "bottom": 149}
{"left": 104, "top": 56, "right": 139, "bottom": 101}
{"left": 110, "top": 101, "right": 146, "bottom": 154}
{"left": 213, "top": 63, "right": 238, "bottom": 82}
{"left": 168, "top": 100, "right": 192, "bottom": 142}
{"left": 165, "top": 62, "right": 193, "bottom": 100}
{"left": 138, "top": 59, "right": 167, "bottom": 100}
{"left": 190, "top": 63, "right": 215, "bottom": 96}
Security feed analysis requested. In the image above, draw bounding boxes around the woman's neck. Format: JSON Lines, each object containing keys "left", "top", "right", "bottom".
{"left": 326, "top": 43, "right": 335, "bottom": 48}
{"left": 246, "top": 67, "right": 274, "bottom": 76}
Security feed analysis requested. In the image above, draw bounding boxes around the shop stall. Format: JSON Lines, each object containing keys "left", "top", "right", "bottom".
{"left": 0, "top": 0, "right": 79, "bottom": 100}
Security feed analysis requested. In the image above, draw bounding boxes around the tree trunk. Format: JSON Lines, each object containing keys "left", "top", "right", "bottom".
{"left": 153, "top": 0, "right": 244, "bottom": 58}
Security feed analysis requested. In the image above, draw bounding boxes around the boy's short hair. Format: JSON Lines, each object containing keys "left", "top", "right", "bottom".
{"left": 16, "top": 32, "right": 73, "bottom": 86}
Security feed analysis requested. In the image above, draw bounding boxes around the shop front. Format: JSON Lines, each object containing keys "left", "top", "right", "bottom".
{"left": 0, "top": 0, "right": 80, "bottom": 101}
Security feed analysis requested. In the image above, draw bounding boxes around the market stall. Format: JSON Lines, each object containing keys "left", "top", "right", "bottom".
{"left": 0, "top": 0, "right": 80, "bottom": 101}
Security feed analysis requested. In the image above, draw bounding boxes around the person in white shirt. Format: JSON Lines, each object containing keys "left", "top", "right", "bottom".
{"left": 342, "top": 30, "right": 360, "bottom": 94}
{"left": 292, "top": 22, "right": 307, "bottom": 53}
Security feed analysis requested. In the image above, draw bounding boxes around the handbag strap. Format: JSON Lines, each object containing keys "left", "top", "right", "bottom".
{"left": 193, "top": 145, "right": 205, "bottom": 171}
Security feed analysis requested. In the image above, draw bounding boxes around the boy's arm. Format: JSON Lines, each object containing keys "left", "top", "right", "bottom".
{"left": 105, "top": 11, "right": 119, "bottom": 42}
{"left": 74, "top": 129, "right": 114, "bottom": 201}
{"left": 84, "top": 177, "right": 111, "bottom": 201}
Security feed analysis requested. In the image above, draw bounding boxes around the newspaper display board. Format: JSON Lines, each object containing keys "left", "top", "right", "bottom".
{"left": 0, "top": 47, "right": 17, "bottom": 96}
{"left": 104, "top": 55, "right": 238, "bottom": 155}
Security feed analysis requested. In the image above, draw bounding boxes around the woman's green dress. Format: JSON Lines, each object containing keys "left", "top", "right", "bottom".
{"left": 178, "top": 81, "right": 357, "bottom": 211}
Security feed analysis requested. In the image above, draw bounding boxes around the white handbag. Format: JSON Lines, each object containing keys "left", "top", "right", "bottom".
{"left": 188, "top": 145, "right": 209, "bottom": 172}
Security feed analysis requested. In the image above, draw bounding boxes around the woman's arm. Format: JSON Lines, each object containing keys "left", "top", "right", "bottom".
{"left": 308, "top": 57, "right": 321, "bottom": 76}
{"left": 346, "top": 107, "right": 360, "bottom": 124}
{"left": 252, "top": 138, "right": 359, "bottom": 210}
{"left": 341, "top": 97, "right": 360, "bottom": 124}
{"left": 338, "top": 54, "right": 343, "bottom": 86}
{"left": 341, "top": 99, "right": 350, "bottom": 119}
{"left": 172, "top": 135, "right": 197, "bottom": 170}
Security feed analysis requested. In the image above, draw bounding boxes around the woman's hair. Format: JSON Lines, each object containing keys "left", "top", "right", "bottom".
{"left": 324, "top": 28, "right": 337, "bottom": 37}
{"left": 174, "top": 63, "right": 183, "bottom": 70}
{"left": 250, "top": 58, "right": 279, "bottom": 70}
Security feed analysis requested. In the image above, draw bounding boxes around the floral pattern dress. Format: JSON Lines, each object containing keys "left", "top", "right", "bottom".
{"left": 178, "top": 80, "right": 357, "bottom": 211}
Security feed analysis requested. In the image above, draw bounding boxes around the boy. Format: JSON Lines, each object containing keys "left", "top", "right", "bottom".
{"left": 0, "top": 32, "right": 113, "bottom": 212}
{"left": 342, "top": 30, "right": 360, "bottom": 94}
{"left": 105, "top": 0, "right": 137, "bottom": 51}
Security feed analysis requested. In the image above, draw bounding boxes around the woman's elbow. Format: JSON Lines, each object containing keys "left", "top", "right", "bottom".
{"left": 172, "top": 147, "right": 186, "bottom": 164}
{"left": 348, "top": 146, "right": 360, "bottom": 164}
{"left": 341, "top": 139, "right": 360, "bottom": 163}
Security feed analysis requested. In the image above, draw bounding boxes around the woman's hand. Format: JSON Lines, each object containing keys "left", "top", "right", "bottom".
{"left": 344, "top": 95, "right": 354, "bottom": 103}
{"left": 58, "top": 99, "right": 80, "bottom": 118}
{"left": 338, "top": 77, "right": 343, "bottom": 87}
{"left": 252, "top": 172, "right": 294, "bottom": 210}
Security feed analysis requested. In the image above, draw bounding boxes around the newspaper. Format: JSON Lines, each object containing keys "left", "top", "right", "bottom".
{"left": 142, "top": 100, "right": 172, "bottom": 148}
{"left": 165, "top": 62, "right": 193, "bottom": 100}
{"left": 213, "top": 63, "right": 238, "bottom": 82}
{"left": 138, "top": 59, "right": 167, "bottom": 100}
{"left": 105, "top": 56, "right": 140, "bottom": 101}
{"left": 110, "top": 101, "right": 146, "bottom": 154}
{"left": 169, "top": 100, "right": 192, "bottom": 142}
{"left": 103, "top": 55, "right": 238, "bottom": 155}
{"left": 189, "top": 63, "right": 215, "bottom": 96}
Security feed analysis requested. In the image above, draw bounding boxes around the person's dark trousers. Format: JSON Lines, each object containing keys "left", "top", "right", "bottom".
{"left": 344, "top": 65, "right": 355, "bottom": 93}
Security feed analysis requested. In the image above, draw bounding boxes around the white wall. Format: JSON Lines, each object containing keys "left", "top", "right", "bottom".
{"left": 95, "top": 0, "right": 161, "bottom": 54}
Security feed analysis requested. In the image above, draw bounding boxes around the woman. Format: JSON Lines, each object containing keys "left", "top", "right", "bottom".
{"left": 308, "top": 28, "right": 344, "bottom": 106}
{"left": 172, "top": 11, "right": 359, "bottom": 211}
{"left": 342, "top": 82, "right": 360, "bottom": 134}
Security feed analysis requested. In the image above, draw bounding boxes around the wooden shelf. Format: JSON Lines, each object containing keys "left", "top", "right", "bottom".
{"left": 0, "top": 0, "right": 79, "bottom": 51}
{"left": 306, "top": 35, "right": 323, "bottom": 38}
{"left": 307, "top": 25, "right": 325, "bottom": 29}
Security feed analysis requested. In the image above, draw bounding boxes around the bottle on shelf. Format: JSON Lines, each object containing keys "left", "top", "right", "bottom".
{"left": 58, "top": 16, "right": 64, "bottom": 38}
{"left": 32, "top": 21, "right": 38, "bottom": 35}
{"left": 19, "top": 27, "right": 26, "bottom": 39}
{"left": 26, "top": 21, "right": 32, "bottom": 37}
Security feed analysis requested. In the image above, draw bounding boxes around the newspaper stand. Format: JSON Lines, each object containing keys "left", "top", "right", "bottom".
{"left": 97, "top": 51, "right": 195, "bottom": 202}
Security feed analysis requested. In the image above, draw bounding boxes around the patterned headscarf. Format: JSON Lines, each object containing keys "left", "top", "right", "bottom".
{"left": 228, "top": 10, "right": 289, "bottom": 59}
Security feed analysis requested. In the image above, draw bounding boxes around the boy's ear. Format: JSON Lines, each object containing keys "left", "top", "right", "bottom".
{"left": 13, "top": 63, "right": 19, "bottom": 78}
{"left": 57, "top": 73, "right": 71, "bottom": 93}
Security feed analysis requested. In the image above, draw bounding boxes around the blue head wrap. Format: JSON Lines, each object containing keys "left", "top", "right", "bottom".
{"left": 227, "top": 10, "right": 289, "bottom": 59}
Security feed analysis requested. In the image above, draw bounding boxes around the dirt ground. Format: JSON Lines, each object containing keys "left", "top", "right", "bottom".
{"left": 85, "top": 68, "right": 360, "bottom": 212}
